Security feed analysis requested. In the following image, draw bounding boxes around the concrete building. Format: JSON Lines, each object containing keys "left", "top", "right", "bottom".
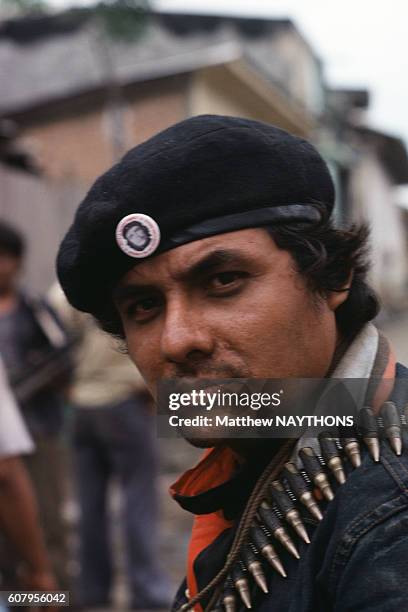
{"left": 350, "top": 127, "right": 408, "bottom": 309}
{"left": 322, "top": 88, "right": 408, "bottom": 309}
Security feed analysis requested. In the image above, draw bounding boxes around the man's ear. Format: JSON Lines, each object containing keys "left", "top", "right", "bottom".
{"left": 326, "top": 271, "right": 354, "bottom": 311}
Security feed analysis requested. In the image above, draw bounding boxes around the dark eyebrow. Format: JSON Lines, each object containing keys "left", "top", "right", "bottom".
{"left": 113, "top": 283, "right": 158, "bottom": 306}
{"left": 178, "top": 249, "right": 252, "bottom": 281}
{"left": 113, "top": 248, "right": 252, "bottom": 305}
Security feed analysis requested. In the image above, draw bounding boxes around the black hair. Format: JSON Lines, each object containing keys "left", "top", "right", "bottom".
{"left": 0, "top": 220, "right": 25, "bottom": 258}
{"left": 96, "top": 203, "right": 379, "bottom": 341}
{"left": 266, "top": 203, "right": 379, "bottom": 340}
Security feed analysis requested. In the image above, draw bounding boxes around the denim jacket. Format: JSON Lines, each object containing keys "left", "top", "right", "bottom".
{"left": 172, "top": 364, "right": 408, "bottom": 612}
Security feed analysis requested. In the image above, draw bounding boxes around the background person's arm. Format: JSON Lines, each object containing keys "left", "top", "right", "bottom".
{"left": 0, "top": 455, "right": 56, "bottom": 591}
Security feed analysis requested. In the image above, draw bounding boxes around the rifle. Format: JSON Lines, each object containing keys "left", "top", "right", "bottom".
{"left": 9, "top": 336, "right": 79, "bottom": 404}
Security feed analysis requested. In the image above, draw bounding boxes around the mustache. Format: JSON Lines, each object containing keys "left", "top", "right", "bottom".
{"left": 167, "top": 359, "right": 248, "bottom": 379}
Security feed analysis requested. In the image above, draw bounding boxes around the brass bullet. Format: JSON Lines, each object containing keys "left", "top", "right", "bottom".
{"left": 250, "top": 524, "right": 290, "bottom": 572}
{"left": 327, "top": 456, "right": 347, "bottom": 484}
{"left": 242, "top": 545, "right": 269, "bottom": 593}
{"left": 358, "top": 407, "right": 380, "bottom": 462}
{"left": 223, "top": 593, "right": 237, "bottom": 612}
{"left": 234, "top": 577, "right": 252, "bottom": 609}
{"left": 299, "top": 490, "right": 323, "bottom": 521}
{"left": 258, "top": 501, "right": 300, "bottom": 558}
{"left": 247, "top": 560, "right": 269, "bottom": 593}
{"left": 273, "top": 527, "right": 300, "bottom": 559}
{"left": 391, "top": 436, "right": 403, "bottom": 456}
{"left": 341, "top": 438, "right": 361, "bottom": 468}
{"left": 283, "top": 462, "right": 323, "bottom": 521}
{"left": 285, "top": 509, "right": 310, "bottom": 544}
{"left": 364, "top": 436, "right": 380, "bottom": 462}
{"left": 261, "top": 544, "right": 287, "bottom": 578}
{"left": 269, "top": 481, "right": 310, "bottom": 544}
{"left": 314, "top": 471, "right": 334, "bottom": 501}
{"left": 381, "top": 401, "right": 403, "bottom": 456}
{"left": 299, "top": 447, "right": 334, "bottom": 501}
{"left": 318, "top": 434, "right": 347, "bottom": 485}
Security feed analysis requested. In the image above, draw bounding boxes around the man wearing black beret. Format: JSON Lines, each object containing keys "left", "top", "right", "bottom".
{"left": 57, "top": 115, "right": 408, "bottom": 611}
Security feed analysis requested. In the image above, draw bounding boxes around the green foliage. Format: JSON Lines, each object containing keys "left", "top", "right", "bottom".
{"left": 1, "top": 0, "right": 47, "bottom": 13}
{"left": 94, "top": 0, "right": 149, "bottom": 41}
{"left": 0, "top": 0, "right": 150, "bottom": 42}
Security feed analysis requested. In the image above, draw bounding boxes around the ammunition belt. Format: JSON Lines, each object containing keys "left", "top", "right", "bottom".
{"left": 178, "top": 400, "right": 407, "bottom": 612}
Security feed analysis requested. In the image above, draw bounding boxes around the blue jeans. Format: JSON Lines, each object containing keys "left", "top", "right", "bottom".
{"left": 72, "top": 396, "right": 171, "bottom": 608}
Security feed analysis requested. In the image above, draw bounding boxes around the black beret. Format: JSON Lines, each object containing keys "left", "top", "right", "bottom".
{"left": 57, "top": 114, "right": 335, "bottom": 317}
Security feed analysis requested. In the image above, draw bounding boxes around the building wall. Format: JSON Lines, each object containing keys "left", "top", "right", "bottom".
{"left": 350, "top": 152, "right": 408, "bottom": 307}
{"left": 124, "top": 77, "right": 189, "bottom": 154}
{"left": 0, "top": 165, "right": 85, "bottom": 293}
{"left": 270, "top": 28, "right": 325, "bottom": 117}
{"left": 240, "top": 25, "right": 324, "bottom": 118}
{"left": 20, "top": 110, "right": 113, "bottom": 185}
{"left": 190, "top": 65, "right": 270, "bottom": 122}
{"left": 189, "top": 63, "right": 313, "bottom": 137}
{"left": 17, "top": 76, "right": 189, "bottom": 186}
{"left": 15, "top": 63, "right": 315, "bottom": 189}
{"left": 0, "top": 76, "right": 189, "bottom": 292}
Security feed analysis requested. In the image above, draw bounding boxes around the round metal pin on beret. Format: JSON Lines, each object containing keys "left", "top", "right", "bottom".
{"left": 115, "top": 213, "right": 161, "bottom": 258}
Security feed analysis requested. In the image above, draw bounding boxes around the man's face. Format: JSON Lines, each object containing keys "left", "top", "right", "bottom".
{"left": 0, "top": 251, "right": 21, "bottom": 294}
{"left": 126, "top": 225, "right": 147, "bottom": 249}
{"left": 115, "top": 229, "right": 343, "bottom": 406}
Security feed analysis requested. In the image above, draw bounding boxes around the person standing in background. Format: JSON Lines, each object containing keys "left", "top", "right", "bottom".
{"left": 0, "top": 221, "right": 72, "bottom": 593}
{"left": 0, "top": 355, "right": 57, "bottom": 612}
{"left": 49, "top": 286, "right": 171, "bottom": 611}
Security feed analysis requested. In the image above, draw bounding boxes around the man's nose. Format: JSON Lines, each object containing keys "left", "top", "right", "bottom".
{"left": 160, "top": 299, "right": 214, "bottom": 364}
